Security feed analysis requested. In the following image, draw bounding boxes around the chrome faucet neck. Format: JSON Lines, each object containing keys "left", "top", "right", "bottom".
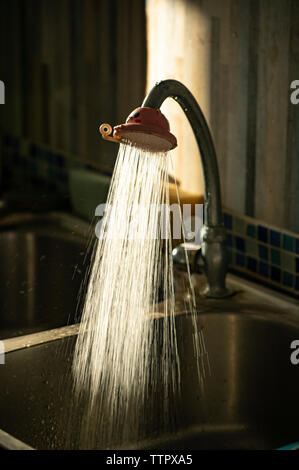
{"left": 143, "top": 79, "right": 231, "bottom": 298}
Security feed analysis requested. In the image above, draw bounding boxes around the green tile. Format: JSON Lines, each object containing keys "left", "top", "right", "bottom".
{"left": 246, "top": 239, "right": 258, "bottom": 257}
{"left": 281, "top": 252, "right": 294, "bottom": 272}
{"left": 283, "top": 234, "right": 294, "bottom": 252}
{"left": 246, "top": 224, "right": 256, "bottom": 238}
{"left": 283, "top": 271, "right": 293, "bottom": 288}
{"left": 271, "top": 248, "right": 281, "bottom": 266}
{"left": 233, "top": 217, "right": 246, "bottom": 235}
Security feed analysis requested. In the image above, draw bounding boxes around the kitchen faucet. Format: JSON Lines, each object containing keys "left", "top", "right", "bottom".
{"left": 100, "top": 79, "right": 231, "bottom": 298}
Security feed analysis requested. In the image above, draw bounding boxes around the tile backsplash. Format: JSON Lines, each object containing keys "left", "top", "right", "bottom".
{"left": 1, "top": 133, "right": 68, "bottom": 194}
{"left": 0, "top": 132, "right": 110, "bottom": 202}
{"left": 223, "top": 209, "right": 299, "bottom": 298}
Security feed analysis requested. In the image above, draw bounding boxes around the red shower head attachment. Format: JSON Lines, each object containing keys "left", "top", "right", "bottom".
{"left": 99, "top": 107, "right": 177, "bottom": 153}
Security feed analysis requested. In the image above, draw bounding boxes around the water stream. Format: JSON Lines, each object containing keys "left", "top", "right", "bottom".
{"left": 70, "top": 143, "right": 209, "bottom": 448}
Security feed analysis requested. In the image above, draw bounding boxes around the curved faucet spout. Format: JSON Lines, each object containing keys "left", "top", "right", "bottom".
{"left": 143, "top": 79, "right": 231, "bottom": 298}
{"left": 143, "top": 79, "right": 221, "bottom": 227}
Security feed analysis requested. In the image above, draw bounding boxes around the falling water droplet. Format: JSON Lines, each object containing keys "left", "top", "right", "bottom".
{"left": 71, "top": 143, "right": 208, "bottom": 449}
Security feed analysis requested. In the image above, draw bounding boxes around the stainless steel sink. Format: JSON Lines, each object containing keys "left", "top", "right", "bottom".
{"left": 0, "top": 275, "right": 299, "bottom": 450}
{"left": 0, "top": 212, "right": 91, "bottom": 339}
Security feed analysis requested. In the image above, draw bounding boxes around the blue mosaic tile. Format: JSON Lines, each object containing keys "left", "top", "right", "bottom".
{"left": 296, "top": 239, "right": 299, "bottom": 255}
{"left": 246, "top": 224, "right": 256, "bottom": 238}
{"left": 259, "top": 262, "right": 269, "bottom": 278}
{"left": 258, "top": 225, "right": 268, "bottom": 243}
{"left": 247, "top": 256, "right": 257, "bottom": 272}
{"left": 270, "top": 230, "right": 281, "bottom": 248}
{"left": 236, "top": 253, "right": 245, "bottom": 267}
{"left": 223, "top": 213, "right": 232, "bottom": 230}
{"left": 283, "top": 271, "right": 293, "bottom": 288}
{"left": 235, "top": 236, "right": 245, "bottom": 252}
{"left": 258, "top": 244, "right": 268, "bottom": 261}
{"left": 271, "top": 266, "right": 281, "bottom": 282}
{"left": 283, "top": 234, "right": 294, "bottom": 252}
{"left": 226, "top": 233, "right": 233, "bottom": 247}
{"left": 271, "top": 248, "right": 280, "bottom": 266}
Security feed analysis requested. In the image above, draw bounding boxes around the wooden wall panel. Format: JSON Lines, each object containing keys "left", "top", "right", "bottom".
{"left": 255, "top": 0, "right": 291, "bottom": 229}
{"left": 0, "top": 0, "right": 147, "bottom": 173}
{"left": 146, "top": 0, "right": 299, "bottom": 233}
{"left": 286, "top": 0, "right": 299, "bottom": 233}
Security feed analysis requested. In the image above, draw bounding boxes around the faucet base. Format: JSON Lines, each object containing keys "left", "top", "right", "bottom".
{"left": 200, "top": 285, "right": 236, "bottom": 299}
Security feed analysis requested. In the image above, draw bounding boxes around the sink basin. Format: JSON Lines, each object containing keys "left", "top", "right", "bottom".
{"left": 0, "top": 275, "right": 299, "bottom": 450}
{"left": 0, "top": 212, "right": 91, "bottom": 339}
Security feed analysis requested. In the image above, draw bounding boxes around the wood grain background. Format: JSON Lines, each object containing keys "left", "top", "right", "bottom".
{"left": 146, "top": 0, "right": 299, "bottom": 233}
{"left": 0, "top": 0, "right": 146, "bottom": 174}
